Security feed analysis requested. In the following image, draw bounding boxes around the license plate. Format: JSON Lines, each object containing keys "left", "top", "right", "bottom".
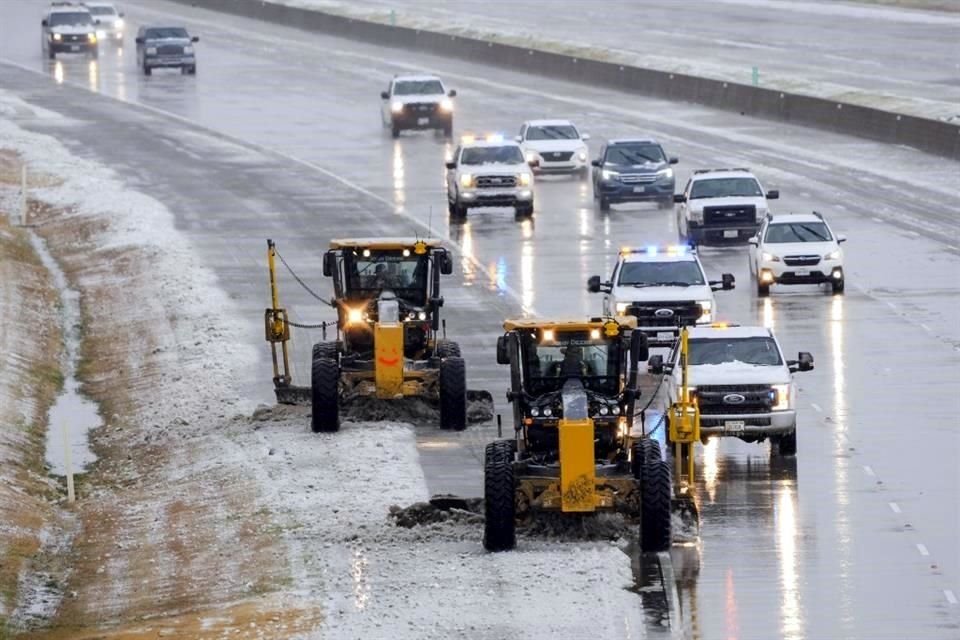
{"left": 633, "top": 186, "right": 645, "bottom": 193}
{"left": 723, "top": 229, "right": 739, "bottom": 239}
{"left": 724, "top": 420, "right": 746, "bottom": 434}
{"left": 656, "top": 331, "right": 674, "bottom": 342}
{"left": 71, "top": 45, "right": 80, "bottom": 51}
{"left": 795, "top": 269, "right": 810, "bottom": 276}
{"left": 417, "top": 117, "right": 429, "bottom": 125}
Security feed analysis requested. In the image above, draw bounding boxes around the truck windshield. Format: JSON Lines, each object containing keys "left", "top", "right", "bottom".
{"left": 460, "top": 146, "right": 524, "bottom": 165}
{"left": 88, "top": 7, "right": 117, "bottom": 16}
{"left": 343, "top": 252, "right": 428, "bottom": 306}
{"left": 689, "top": 337, "right": 782, "bottom": 366}
{"left": 50, "top": 12, "right": 93, "bottom": 26}
{"left": 618, "top": 261, "right": 704, "bottom": 286}
{"left": 144, "top": 27, "right": 189, "bottom": 39}
{"left": 690, "top": 177, "right": 763, "bottom": 199}
{"left": 604, "top": 144, "right": 665, "bottom": 165}
{"left": 525, "top": 125, "right": 579, "bottom": 141}
{"left": 522, "top": 331, "right": 620, "bottom": 395}
{"left": 394, "top": 80, "right": 444, "bottom": 95}
{"left": 764, "top": 222, "right": 832, "bottom": 243}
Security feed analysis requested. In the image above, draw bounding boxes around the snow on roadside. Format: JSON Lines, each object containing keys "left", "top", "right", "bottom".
{"left": 0, "top": 91, "right": 651, "bottom": 636}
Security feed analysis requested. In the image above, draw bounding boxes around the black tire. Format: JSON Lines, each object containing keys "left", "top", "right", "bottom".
{"left": 310, "top": 357, "right": 339, "bottom": 433}
{"left": 143, "top": 64, "right": 152, "bottom": 76}
{"left": 832, "top": 278, "right": 845, "bottom": 295}
{"left": 450, "top": 201, "right": 467, "bottom": 218}
{"left": 599, "top": 196, "right": 611, "bottom": 212}
{"left": 631, "top": 438, "right": 661, "bottom": 479}
{"left": 312, "top": 341, "right": 338, "bottom": 362}
{"left": 777, "top": 430, "right": 797, "bottom": 456}
{"left": 439, "top": 356, "right": 467, "bottom": 431}
{"left": 483, "top": 460, "right": 516, "bottom": 551}
{"left": 436, "top": 340, "right": 461, "bottom": 358}
{"left": 188, "top": 65, "right": 197, "bottom": 75}
{"left": 757, "top": 281, "right": 770, "bottom": 297}
{"left": 515, "top": 203, "right": 534, "bottom": 217}
{"left": 485, "top": 440, "right": 514, "bottom": 465}
{"left": 47, "top": 48, "right": 56, "bottom": 60}
{"left": 640, "top": 459, "right": 672, "bottom": 552}
{"left": 391, "top": 124, "right": 401, "bottom": 139}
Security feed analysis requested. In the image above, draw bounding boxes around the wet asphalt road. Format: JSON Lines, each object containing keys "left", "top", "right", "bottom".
{"left": 1, "top": 0, "right": 958, "bottom": 637}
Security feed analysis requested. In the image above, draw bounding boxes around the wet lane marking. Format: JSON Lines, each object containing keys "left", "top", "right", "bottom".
{"left": 920, "top": 323, "right": 931, "bottom": 332}
{"left": 916, "top": 543, "right": 930, "bottom": 557}
{"left": 946, "top": 590, "right": 958, "bottom": 605}
{"left": 811, "top": 403, "right": 822, "bottom": 413}
{"left": 884, "top": 300, "right": 897, "bottom": 310}
{"left": 888, "top": 502, "right": 901, "bottom": 514}
{"left": 863, "top": 465, "right": 876, "bottom": 477}
{"left": 872, "top": 217, "right": 884, "bottom": 223}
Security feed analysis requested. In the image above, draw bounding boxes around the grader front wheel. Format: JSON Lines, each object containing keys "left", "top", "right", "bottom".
{"left": 310, "top": 357, "right": 340, "bottom": 433}
{"left": 439, "top": 356, "right": 467, "bottom": 431}
{"left": 640, "top": 459, "right": 672, "bottom": 552}
{"left": 483, "top": 456, "right": 516, "bottom": 552}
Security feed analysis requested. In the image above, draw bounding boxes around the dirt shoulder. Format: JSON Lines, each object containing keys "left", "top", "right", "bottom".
{"left": 0, "top": 152, "right": 65, "bottom": 638}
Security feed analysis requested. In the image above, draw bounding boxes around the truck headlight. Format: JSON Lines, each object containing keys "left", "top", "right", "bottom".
{"left": 184, "top": 45, "right": 194, "bottom": 54}
{"left": 824, "top": 249, "right": 841, "bottom": 261}
{"left": 459, "top": 174, "right": 474, "bottom": 188}
{"left": 88, "top": 33, "right": 97, "bottom": 43}
{"left": 346, "top": 307, "right": 365, "bottom": 325}
{"left": 615, "top": 302, "right": 630, "bottom": 314}
{"left": 657, "top": 167, "right": 674, "bottom": 180}
{"left": 391, "top": 100, "right": 404, "bottom": 113}
{"left": 146, "top": 46, "right": 157, "bottom": 54}
{"left": 602, "top": 169, "right": 619, "bottom": 181}
{"left": 689, "top": 208, "right": 703, "bottom": 223}
{"left": 698, "top": 300, "right": 712, "bottom": 322}
{"left": 756, "top": 207, "right": 769, "bottom": 222}
{"left": 543, "top": 407, "right": 553, "bottom": 417}
{"left": 518, "top": 172, "right": 532, "bottom": 187}
{"left": 530, "top": 407, "right": 540, "bottom": 417}
{"left": 761, "top": 252, "right": 781, "bottom": 262}
{"left": 52, "top": 33, "right": 62, "bottom": 41}
{"left": 771, "top": 384, "right": 790, "bottom": 411}
{"left": 115, "top": 18, "right": 125, "bottom": 28}
{"left": 96, "top": 30, "right": 106, "bottom": 39}
{"left": 439, "top": 97, "right": 453, "bottom": 112}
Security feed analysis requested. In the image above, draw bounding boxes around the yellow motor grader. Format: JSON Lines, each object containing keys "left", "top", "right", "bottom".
{"left": 483, "top": 316, "right": 673, "bottom": 552}
{"left": 265, "top": 238, "right": 468, "bottom": 433}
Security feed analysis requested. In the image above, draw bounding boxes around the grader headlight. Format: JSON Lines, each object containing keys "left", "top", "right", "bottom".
{"left": 346, "top": 307, "right": 366, "bottom": 325}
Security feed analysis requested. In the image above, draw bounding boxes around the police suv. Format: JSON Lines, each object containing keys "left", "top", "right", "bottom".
{"left": 587, "top": 245, "right": 734, "bottom": 347}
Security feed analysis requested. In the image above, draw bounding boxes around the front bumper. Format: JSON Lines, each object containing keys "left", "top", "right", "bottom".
{"left": 759, "top": 261, "right": 844, "bottom": 285}
{"left": 392, "top": 110, "right": 451, "bottom": 130}
{"left": 145, "top": 55, "right": 195, "bottom": 68}
{"left": 597, "top": 177, "right": 674, "bottom": 202}
{"left": 457, "top": 187, "right": 533, "bottom": 208}
{"left": 529, "top": 152, "right": 588, "bottom": 174}
{"left": 50, "top": 40, "right": 97, "bottom": 53}
{"left": 699, "top": 410, "right": 796, "bottom": 438}
{"left": 95, "top": 27, "right": 124, "bottom": 41}
{"left": 689, "top": 221, "right": 759, "bottom": 243}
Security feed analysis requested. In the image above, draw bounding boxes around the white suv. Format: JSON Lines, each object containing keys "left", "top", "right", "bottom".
{"left": 83, "top": 2, "right": 124, "bottom": 42}
{"left": 445, "top": 135, "right": 535, "bottom": 218}
{"left": 649, "top": 324, "right": 814, "bottom": 455}
{"left": 41, "top": 3, "right": 98, "bottom": 59}
{"left": 587, "top": 245, "right": 734, "bottom": 347}
{"left": 749, "top": 211, "right": 846, "bottom": 296}
{"left": 516, "top": 120, "right": 590, "bottom": 178}
{"left": 675, "top": 168, "right": 779, "bottom": 245}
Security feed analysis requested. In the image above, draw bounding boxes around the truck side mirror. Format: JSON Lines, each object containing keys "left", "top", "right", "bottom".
{"left": 668, "top": 157, "right": 679, "bottom": 165}
{"left": 191, "top": 36, "right": 200, "bottom": 42}
{"left": 322, "top": 252, "right": 335, "bottom": 277}
{"left": 496, "top": 336, "right": 510, "bottom": 365}
{"left": 42, "top": 19, "right": 48, "bottom": 26}
{"left": 445, "top": 161, "right": 456, "bottom": 170}
{"left": 587, "top": 275, "right": 609, "bottom": 293}
{"left": 673, "top": 193, "right": 686, "bottom": 203}
{"left": 581, "top": 133, "right": 590, "bottom": 141}
{"left": 380, "top": 90, "right": 389, "bottom": 99}
{"left": 135, "top": 36, "right": 144, "bottom": 44}
{"left": 766, "top": 190, "right": 779, "bottom": 200}
{"left": 837, "top": 234, "right": 847, "bottom": 244}
{"left": 447, "top": 89, "right": 457, "bottom": 97}
{"left": 630, "top": 330, "right": 649, "bottom": 364}
{"left": 527, "top": 158, "right": 539, "bottom": 168}
{"left": 591, "top": 159, "right": 601, "bottom": 167}
{"left": 722, "top": 273, "right": 735, "bottom": 290}
{"left": 748, "top": 235, "right": 759, "bottom": 246}
{"left": 788, "top": 352, "right": 814, "bottom": 373}
{"left": 438, "top": 251, "right": 453, "bottom": 275}
{"left": 648, "top": 355, "right": 664, "bottom": 375}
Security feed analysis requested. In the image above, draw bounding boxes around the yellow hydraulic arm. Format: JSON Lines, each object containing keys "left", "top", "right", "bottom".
{"left": 667, "top": 327, "right": 700, "bottom": 503}
{"left": 264, "top": 239, "right": 293, "bottom": 389}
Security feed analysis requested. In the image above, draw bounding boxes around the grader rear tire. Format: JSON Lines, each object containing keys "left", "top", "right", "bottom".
{"left": 640, "top": 459, "right": 672, "bottom": 552}
{"left": 439, "top": 356, "right": 467, "bottom": 431}
{"left": 310, "top": 357, "right": 340, "bottom": 433}
{"left": 483, "top": 460, "right": 516, "bottom": 552}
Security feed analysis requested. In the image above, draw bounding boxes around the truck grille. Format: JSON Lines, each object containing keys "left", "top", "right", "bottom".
{"left": 158, "top": 44, "right": 184, "bottom": 55}
{"left": 476, "top": 175, "right": 517, "bottom": 188}
{"left": 783, "top": 255, "right": 821, "bottom": 267}
{"left": 62, "top": 34, "right": 86, "bottom": 42}
{"left": 620, "top": 173, "right": 657, "bottom": 184}
{"left": 542, "top": 151, "right": 574, "bottom": 162}
{"left": 406, "top": 102, "right": 437, "bottom": 114}
{"left": 695, "top": 384, "right": 774, "bottom": 415}
{"left": 701, "top": 416, "right": 771, "bottom": 427}
{"left": 625, "top": 301, "right": 703, "bottom": 327}
{"left": 703, "top": 205, "right": 756, "bottom": 226}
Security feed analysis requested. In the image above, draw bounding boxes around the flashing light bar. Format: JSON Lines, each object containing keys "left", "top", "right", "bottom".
{"left": 619, "top": 244, "right": 696, "bottom": 257}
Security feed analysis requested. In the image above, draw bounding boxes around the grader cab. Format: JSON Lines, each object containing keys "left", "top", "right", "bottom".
{"left": 265, "top": 238, "right": 468, "bottom": 433}
{"left": 483, "top": 316, "right": 672, "bottom": 552}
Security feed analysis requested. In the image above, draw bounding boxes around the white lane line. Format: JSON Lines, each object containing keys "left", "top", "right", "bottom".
{"left": 946, "top": 590, "right": 958, "bottom": 605}
{"left": 888, "top": 502, "right": 901, "bottom": 514}
{"left": 948, "top": 245, "right": 959, "bottom": 251}
{"left": 906, "top": 230, "right": 921, "bottom": 238}
{"left": 884, "top": 300, "right": 897, "bottom": 310}
{"left": 811, "top": 403, "right": 822, "bottom": 413}
{"left": 917, "top": 543, "right": 930, "bottom": 557}
{"left": 920, "top": 323, "right": 931, "bottom": 332}
{"left": 872, "top": 216, "right": 884, "bottom": 223}
{"left": 863, "top": 465, "right": 876, "bottom": 477}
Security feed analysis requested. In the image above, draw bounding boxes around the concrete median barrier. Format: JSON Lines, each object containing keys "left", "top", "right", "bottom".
{"left": 172, "top": 0, "right": 959, "bottom": 159}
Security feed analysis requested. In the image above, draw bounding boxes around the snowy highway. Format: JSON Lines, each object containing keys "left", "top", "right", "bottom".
{"left": 1, "top": 0, "right": 958, "bottom": 637}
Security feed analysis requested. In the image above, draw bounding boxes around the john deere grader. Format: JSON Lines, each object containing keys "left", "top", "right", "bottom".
{"left": 483, "top": 316, "right": 673, "bottom": 552}
{"left": 265, "top": 238, "right": 472, "bottom": 432}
